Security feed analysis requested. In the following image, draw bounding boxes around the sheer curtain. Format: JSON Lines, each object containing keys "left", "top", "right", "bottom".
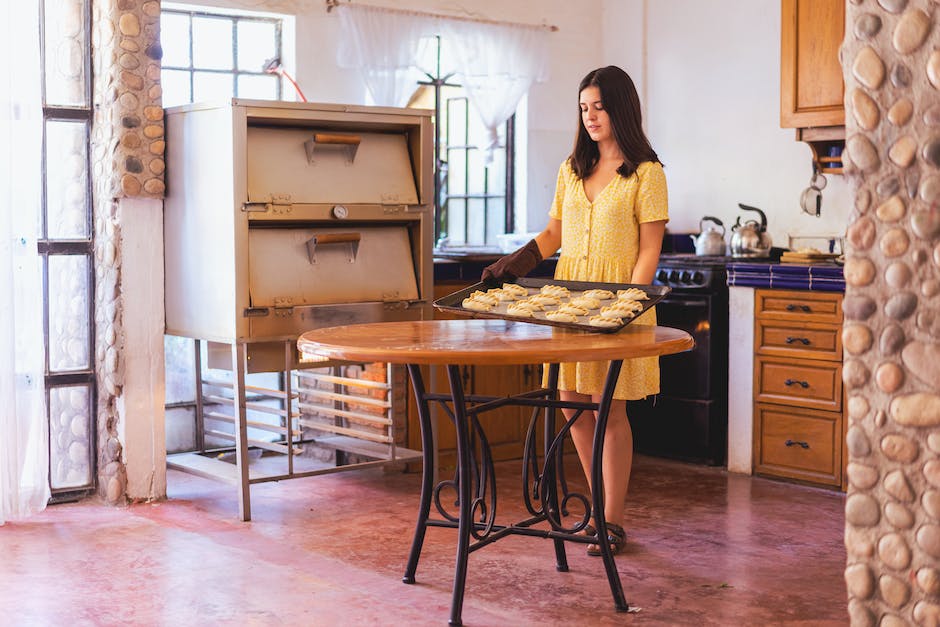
{"left": 0, "top": 0, "right": 50, "bottom": 524}
{"left": 441, "top": 20, "right": 549, "bottom": 163}
{"left": 336, "top": 5, "right": 439, "bottom": 107}
{"left": 335, "top": 4, "right": 550, "bottom": 161}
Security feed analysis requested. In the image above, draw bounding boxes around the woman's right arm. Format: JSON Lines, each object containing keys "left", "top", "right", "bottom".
{"left": 534, "top": 218, "right": 562, "bottom": 260}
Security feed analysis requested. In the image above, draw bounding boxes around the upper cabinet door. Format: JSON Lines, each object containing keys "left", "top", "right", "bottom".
{"left": 780, "top": 0, "right": 845, "bottom": 128}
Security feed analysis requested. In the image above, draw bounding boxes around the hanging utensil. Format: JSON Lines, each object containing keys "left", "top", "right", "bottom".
{"left": 799, "top": 169, "right": 826, "bottom": 217}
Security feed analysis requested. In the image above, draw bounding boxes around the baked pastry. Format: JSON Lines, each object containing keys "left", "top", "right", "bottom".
{"left": 468, "top": 290, "right": 499, "bottom": 306}
{"left": 540, "top": 284, "right": 570, "bottom": 298}
{"left": 589, "top": 315, "right": 621, "bottom": 328}
{"left": 528, "top": 294, "right": 561, "bottom": 305}
{"left": 616, "top": 287, "right": 649, "bottom": 301}
{"left": 582, "top": 289, "right": 615, "bottom": 300}
{"left": 506, "top": 303, "right": 536, "bottom": 317}
{"left": 568, "top": 296, "right": 601, "bottom": 310}
{"left": 510, "top": 300, "right": 544, "bottom": 312}
{"left": 545, "top": 310, "right": 578, "bottom": 323}
{"left": 557, "top": 304, "right": 589, "bottom": 316}
{"left": 486, "top": 288, "right": 517, "bottom": 301}
{"left": 462, "top": 298, "right": 492, "bottom": 312}
{"left": 600, "top": 303, "right": 638, "bottom": 319}
{"left": 501, "top": 283, "right": 529, "bottom": 298}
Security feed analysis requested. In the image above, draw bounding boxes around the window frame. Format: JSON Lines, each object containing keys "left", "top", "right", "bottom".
{"left": 38, "top": 0, "right": 98, "bottom": 502}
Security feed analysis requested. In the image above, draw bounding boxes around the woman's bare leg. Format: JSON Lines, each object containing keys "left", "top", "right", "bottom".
{"left": 561, "top": 391, "right": 634, "bottom": 530}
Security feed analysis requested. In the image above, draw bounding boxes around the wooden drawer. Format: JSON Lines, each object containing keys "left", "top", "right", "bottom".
{"left": 755, "top": 289, "right": 842, "bottom": 324}
{"left": 753, "top": 402, "right": 841, "bottom": 486}
{"left": 755, "top": 356, "right": 841, "bottom": 411}
{"left": 755, "top": 319, "right": 841, "bottom": 361}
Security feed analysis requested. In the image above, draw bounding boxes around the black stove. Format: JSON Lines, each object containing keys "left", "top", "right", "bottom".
{"left": 626, "top": 252, "right": 732, "bottom": 466}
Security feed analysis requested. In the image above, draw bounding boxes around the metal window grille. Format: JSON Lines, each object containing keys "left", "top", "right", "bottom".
{"left": 39, "top": 0, "right": 97, "bottom": 501}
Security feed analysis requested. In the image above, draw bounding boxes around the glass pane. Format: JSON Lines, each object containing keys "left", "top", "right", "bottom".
{"left": 466, "top": 198, "right": 486, "bottom": 247}
{"left": 166, "top": 407, "right": 196, "bottom": 453}
{"left": 237, "top": 20, "right": 276, "bottom": 72}
{"left": 447, "top": 149, "right": 466, "bottom": 195}
{"left": 49, "top": 385, "right": 92, "bottom": 489}
{"left": 486, "top": 196, "right": 505, "bottom": 246}
{"left": 443, "top": 198, "right": 465, "bottom": 244}
{"left": 161, "top": 69, "right": 192, "bottom": 107}
{"left": 237, "top": 74, "right": 278, "bottom": 100}
{"left": 164, "top": 335, "right": 196, "bottom": 404}
{"left": 48, "top": 254, "right": 90, "bottom": 371}
{"left": 192, "top": 16, "right": 233, "bottom": 70}
{"left": 160, "top": 12, "right": 191, "bottom": 68}
{"left": 45, "top": 120, "right": 89, "bottom": 239}
{"left": 43, "top": 0, "right": 88, "bottom": 106}
{"left": 193, "top": 71, "right": 234, "bottom": 102}
{"left": 468, "top": 148, "right": 486, "bottom": 195}
{"left": 446, "top": 97, "right": 468, "bottom": 146}
{"left": 487, "top": 148, "right": 507, "bottom": 196}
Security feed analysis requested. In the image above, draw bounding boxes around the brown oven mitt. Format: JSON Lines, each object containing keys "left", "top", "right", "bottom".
{"left": 481, "top": 239, "right": 542, "bottom": 286}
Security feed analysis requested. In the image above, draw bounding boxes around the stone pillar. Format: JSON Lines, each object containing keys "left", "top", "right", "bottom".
{"left": 90, "top": 0, "right": 166, "bottom": 504}
{"left": 842, "top": 1, "right": 940, "bottom": 624}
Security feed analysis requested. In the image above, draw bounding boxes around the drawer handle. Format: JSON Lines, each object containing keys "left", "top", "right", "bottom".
{"left": 784, "top": 378, "right": 810, "bottom": 389}
{"left": 785, "top": 336, "right": 811, "bottom": 345}
{"left": 785, "top": 304, "right": 812, "bottom": 312}
{"left": 785, "top": 439, "right": 810, "bottom": 449}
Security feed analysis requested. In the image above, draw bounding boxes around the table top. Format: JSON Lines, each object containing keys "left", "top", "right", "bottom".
{"left": 298, "top": 319, "right": 694, "bottom": 366}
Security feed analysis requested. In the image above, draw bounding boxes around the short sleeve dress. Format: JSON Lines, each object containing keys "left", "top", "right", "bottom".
{"left": 545, "top": 159, "right": 669, "bottom": 400}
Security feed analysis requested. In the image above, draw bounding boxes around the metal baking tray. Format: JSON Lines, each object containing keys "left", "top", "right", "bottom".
{"left": 433, "top": 277, "right": 671, "bottom": 333}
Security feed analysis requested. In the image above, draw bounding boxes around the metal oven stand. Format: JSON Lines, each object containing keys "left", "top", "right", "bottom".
{"left": 166, "top": 339, "right": 422, "bottom": 521}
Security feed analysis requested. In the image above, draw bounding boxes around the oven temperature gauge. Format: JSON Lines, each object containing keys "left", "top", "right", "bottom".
{"left": 331, "top": 205, "right": 349, "bottom": 219}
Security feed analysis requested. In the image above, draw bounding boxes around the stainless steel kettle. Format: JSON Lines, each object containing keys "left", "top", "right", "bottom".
{"left": 730, "top": 203, "right": 772, "bottom": 258}
{"left": 689, "top": 216, "right": 726, "bottom": 256}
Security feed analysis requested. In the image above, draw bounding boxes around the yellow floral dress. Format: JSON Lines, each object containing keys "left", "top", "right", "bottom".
{"left": 546, "top": 159, "right": 669, "bottom": 400}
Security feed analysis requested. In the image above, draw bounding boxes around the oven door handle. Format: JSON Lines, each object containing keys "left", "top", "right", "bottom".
{"left": 305, "top": 232, "right": 361, "bottom": 264}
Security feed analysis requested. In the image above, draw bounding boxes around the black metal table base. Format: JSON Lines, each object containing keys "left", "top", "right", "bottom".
{"left": 403, "top": 362, "right": 630, "bottom": 626}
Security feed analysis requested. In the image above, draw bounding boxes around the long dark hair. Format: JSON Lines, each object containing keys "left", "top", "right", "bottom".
{"left": 569, "top": 65, "right": 661, "bottom": 179}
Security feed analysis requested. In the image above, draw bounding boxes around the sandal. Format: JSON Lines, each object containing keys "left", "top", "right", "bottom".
{"left": 586, "top": 522, "right": 626, "bottom": 556}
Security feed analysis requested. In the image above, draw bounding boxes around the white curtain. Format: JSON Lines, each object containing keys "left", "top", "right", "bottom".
{"left": 336, "top": 5, "right": 439, "bottom": 108}
{"left": 335, "top": 4, "right": 550, "bottom": 163}
{"left": 0, "top": 0, "right": 50, "bottom": 524}
{"left": 440, "top": 20, "right": 549, "bottom": 163}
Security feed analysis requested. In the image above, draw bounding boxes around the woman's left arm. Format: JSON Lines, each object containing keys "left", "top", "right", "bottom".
{"left": 630, "top": 220, "right": 667, "bottom": 284}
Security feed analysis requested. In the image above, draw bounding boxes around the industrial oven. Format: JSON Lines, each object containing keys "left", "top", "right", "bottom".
{"left": 163, "top": 100, "right": 434, "bottom": 519}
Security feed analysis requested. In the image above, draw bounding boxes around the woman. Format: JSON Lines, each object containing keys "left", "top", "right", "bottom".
{"left": 482, "top": 65, "right": 668, "bottom": 555}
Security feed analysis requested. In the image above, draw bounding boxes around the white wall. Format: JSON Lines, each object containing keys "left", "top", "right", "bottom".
{"left": 604, "top": 0, "right": 851, "bottom": 248}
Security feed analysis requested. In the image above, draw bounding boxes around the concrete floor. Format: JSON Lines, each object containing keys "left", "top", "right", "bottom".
{"left": 2, "top": 454, "right": 847, "bottom": 626}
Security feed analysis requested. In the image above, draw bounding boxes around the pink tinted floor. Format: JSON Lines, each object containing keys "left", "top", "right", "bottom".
{"left": 2, "top": 454, "right": 847, "bottom": 626}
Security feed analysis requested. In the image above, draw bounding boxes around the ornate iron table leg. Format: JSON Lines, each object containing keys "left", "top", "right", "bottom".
{"left": 403, "top": 364, "right": 435, "bottom": 585}
{"left": 592, "top": 359, "right": 629, "bottom": 612}
{"left": 446, "top": 364, "right": 472, "bottom": 627}
{"left": 542, "top": 363, "right": 569, "bottom": 572}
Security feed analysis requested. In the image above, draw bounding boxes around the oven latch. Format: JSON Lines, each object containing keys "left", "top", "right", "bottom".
{"left": 242, "top": 193, "right": 293, "bottom": 215}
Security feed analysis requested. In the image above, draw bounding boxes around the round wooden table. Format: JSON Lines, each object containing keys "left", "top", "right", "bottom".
{"left": 299, "top": 319, "right": 693, "bottom": 626}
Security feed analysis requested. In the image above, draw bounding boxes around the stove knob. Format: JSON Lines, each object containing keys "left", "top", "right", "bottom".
{"left": 655, "top": 269, "right": 669, "bottom": 284}
{"left": 691, "top": 271, "right": 705, "bottom": 286}
{"left": 679, "top": 270, "right": 692, "bottom": 284}
{"left": 668, "top": 270, "right": 680, "bottom": 283}
{"left": 332, "top": 205, "right": 349, "bottom": 219}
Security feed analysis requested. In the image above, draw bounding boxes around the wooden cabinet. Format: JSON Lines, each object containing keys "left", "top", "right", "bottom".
{"left": 753, "top": 289, "right": 845, "bottom": 488}
{"left": 780, "top": 0, "right": 845, "bottom": 173}
{"left": 405, "top": 280, "right": 540, "bottom": 470}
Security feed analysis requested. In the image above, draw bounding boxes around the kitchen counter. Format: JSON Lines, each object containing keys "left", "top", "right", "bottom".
{"left": 728, "top": 261, "right": 844, "bottom": 292}
{"left": 434, "top": 250, "right": 558, "bottom": 282}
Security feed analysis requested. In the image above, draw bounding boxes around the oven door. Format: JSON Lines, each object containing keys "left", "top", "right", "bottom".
{"left": 655, "top": 292, "right": 715, "bottom": 399}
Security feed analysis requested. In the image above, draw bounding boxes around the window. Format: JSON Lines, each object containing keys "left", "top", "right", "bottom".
{"left": 408, "top": 38, "right": 519, "bottom": 249}
{"left": 160, "top": 5, "right": 285, "bottom": 107}
{"left": 39, "top": 0, "right": 97, "bottom": 499}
